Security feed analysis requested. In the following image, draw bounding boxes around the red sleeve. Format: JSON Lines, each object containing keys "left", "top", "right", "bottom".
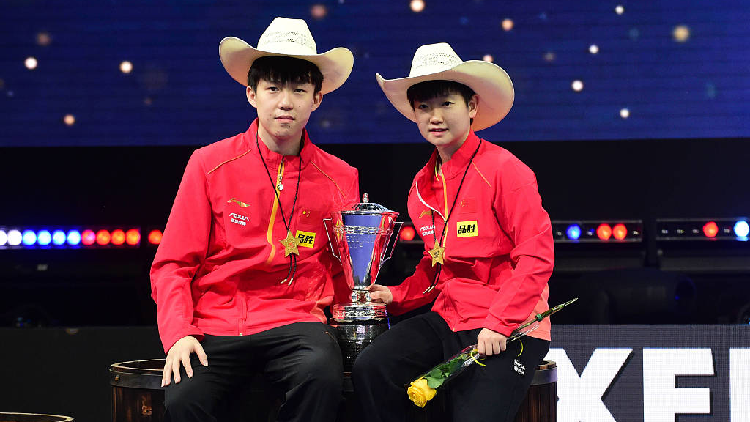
{"left": 483, "top": 161, "right": 554, "bottom": 336}
{"left": 387, "top": 253, "right": 440, "bottom": 315}
{"left": 150, "top": 150, "right": 211, "bottom": 353}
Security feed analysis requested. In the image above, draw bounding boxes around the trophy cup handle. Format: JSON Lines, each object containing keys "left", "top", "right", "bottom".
{"left": 322, "top": 218, "right": 342, "bottom": 262}
{"left": 381, "top": 221, "right": 403, "bottom": 264}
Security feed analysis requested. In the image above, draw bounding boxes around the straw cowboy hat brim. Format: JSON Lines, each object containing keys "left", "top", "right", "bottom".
{"left": 219, "top": 18, "right": 353, "bottom": 95}
{"left": 376, "top": 58, "right": 514, "bottom": 131}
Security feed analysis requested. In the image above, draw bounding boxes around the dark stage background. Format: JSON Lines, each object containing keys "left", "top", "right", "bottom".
{"left": 2, "top": 0, "right": 750, "bottom": 421}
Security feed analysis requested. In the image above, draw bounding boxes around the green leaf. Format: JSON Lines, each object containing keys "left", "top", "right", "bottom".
{"left": 425, "top": 375, "right": 444, "bottom": 389}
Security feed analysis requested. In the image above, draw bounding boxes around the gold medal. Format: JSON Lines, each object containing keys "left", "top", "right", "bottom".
{"left": 280, "top": 231, "right": 300, "bottom": 257}
{"left": 428, "top": 244, "right": 445, "bottom": 266}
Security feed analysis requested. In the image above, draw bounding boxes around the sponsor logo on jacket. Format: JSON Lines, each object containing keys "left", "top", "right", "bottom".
{"left": 296, "top": 230, "right": 316, "bottom": 248}
{"left": 456, "top": 221, "right": 478, "bottom": 237}
{"left": 230, "top": 212, "right": 248, "bottom": 226}
{"left": 419, "top": 224, "right": 435, "bottom": 236}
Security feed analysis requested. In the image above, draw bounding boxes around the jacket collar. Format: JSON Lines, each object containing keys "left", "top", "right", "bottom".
{"left": 244, "top": 119, "right": 315, "bottom": 170}
{"left": 438, "top": 130, "right": 481, "bottom": 180}
{"left": 413, "top": 131, "right": 482, "bottom": 219}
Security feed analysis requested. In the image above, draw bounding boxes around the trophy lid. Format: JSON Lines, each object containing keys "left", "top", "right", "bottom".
{"left": 343, "top": 193, "right": 397, "bottom": 215}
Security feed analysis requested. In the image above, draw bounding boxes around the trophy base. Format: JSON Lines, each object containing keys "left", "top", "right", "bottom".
{"left": 330, "top": 319, "right": 390, "bottom": 372}
{"left": 332, "top": 302, "right": 387, "bottom": 322}
{"left": 331, "top": 302, "right": 389, "bottom": 372}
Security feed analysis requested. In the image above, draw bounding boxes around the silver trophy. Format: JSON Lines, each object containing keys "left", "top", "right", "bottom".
{"left": 324, "top": 194, "right": 402, "bottom": 371}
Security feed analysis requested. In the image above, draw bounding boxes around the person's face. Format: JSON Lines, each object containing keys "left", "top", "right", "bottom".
{"left": 413, "top": 92, "right": 477, "bottom": 155}
{"left": 246, "top": 79, "right": 322, "bottom": 145}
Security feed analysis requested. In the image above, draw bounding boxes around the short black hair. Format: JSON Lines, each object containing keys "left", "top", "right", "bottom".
{"left": 247, "top": 56, "right": 324, "bottom": 95}
{"left": 406, "top": 80, "right": 476, "bottom": 109}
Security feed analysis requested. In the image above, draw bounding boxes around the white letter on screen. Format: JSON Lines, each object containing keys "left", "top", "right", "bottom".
{"left": 642, "top": 348, "right": 712, "bottom": 422}
{"left": 546, "top": 348, "right": 632, "bottom": 422}
{"left": 730, "top": 348, "right": 750, "bottom": 422}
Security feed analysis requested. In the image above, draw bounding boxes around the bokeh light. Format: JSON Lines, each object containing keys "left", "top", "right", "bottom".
{"left": 673, "top": 25, "right": 690, "bottom": 42}
{"left": 734, "top": 221, "right": 749, "bottom": 238}
{"left": 620, "top": 108, "right": 630, "bottom": 119}
{"left": 572, "top": 80, "right": 584, "bottom": 92}
{"left": 613, "top": 224, "right": 628, "bottom": 241}
{"left": 482, "top": 54, "right": 493, "bottom": 63}
{"left": 126, "top": 229, "right": 141, "bottom": 246}
{"left": 589, "top": 44, "right": 599, "bottom": 54}
{"left": 22, "top": 230, "right": 37, "bottom": 246}
{"left": 502, "top": 19, "right": 514, "bottom": 31}
{"left": 120, "top": 61, "right": 133, "bottom": 74}
{"left": 703, "top": 221, "right": 719, "bottom": 238}
{"left": 96, "top": 229, "right": 112, "bottom": 246}
{"left": 311, "top": 4, "right": 327, "bottom": 19}
{"left": 111, "top": 229, "right": 126, "bottom": 245}
{"left": 148, "top": 229, "right": 163, "bottom": 245}
{"left": 25, "top": 57, "right": 38, "bottom": 70}
{"left": 8, "top": 230, "right": 23, "bottom": 246}
{"left": 597, "top": 224, "right": 613, "bottom": 241}
{"left": 52, "top": 230, "right": 67, "bottom": 246}
{"left": 63, "top": 114, "right": 76, "bottom": 126}
{"left": 615, "top": 5, "right": 624, "bottom": 15}
{"left": 410, "top": 0, "right": 425, "bottom": 13}
{"left": 67, "top": 230, "right": 82, "bottom": 246}
{"left": 566, "top": 224, "right": 582, "bottom": 241}
{"left": 399, "top": 225, "right": 416, "bottom": 242}
{"left": 36, "top": 32, "right": 52, "bottom": 46}
{"left": 37, "top": 230, "right": 52, "bottom": 246}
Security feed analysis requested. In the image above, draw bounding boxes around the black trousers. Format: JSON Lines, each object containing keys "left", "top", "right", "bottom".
{"left": 352, "top": 311, "right": 549, "bottom": 422}
{"left": 164, "top": 322, "right": 344, "bottom": 422}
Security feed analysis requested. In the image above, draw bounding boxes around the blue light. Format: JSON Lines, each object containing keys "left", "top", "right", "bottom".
{"left": 67, "top": 230, "right": 81, "bottom": 246}
{"left": 734, "top": 221, "right": 750, "bottom": 238}
{"left": 22, "top": 230, "right": 37, "bottom": 246}
{"left": 52, "top": 230, "right": 66, "bottom": 245}
{"left": 566, "top": 224, "right": 582, "bottom": 240}
{"left": 37, "top": 230, "right": 52, "bottom": 246}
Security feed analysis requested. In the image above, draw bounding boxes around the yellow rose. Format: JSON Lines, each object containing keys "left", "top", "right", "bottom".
{"left": 407, "top": 378, "right": 437, "bottom": 407}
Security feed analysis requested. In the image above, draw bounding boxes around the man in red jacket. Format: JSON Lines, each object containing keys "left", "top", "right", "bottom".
{"left": 352, "top": 43, "right": 554, "bottom": 421}
{"left": 150, "top": 17, "right": 359, "bottom": 422}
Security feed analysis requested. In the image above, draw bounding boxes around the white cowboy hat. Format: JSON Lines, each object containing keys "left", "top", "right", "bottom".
{"left": 376, "top": 42, "right": 514, "bottom": 131}
{"left": 219, "top": 17, "right": 354, "bottom": 94}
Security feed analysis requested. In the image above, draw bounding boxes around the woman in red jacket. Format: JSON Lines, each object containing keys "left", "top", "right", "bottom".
{"left": 150, "top": 18, "right": 359, "bottom": 422}
{"left": 353, "top": 42, "right": 554, "bottom": 422}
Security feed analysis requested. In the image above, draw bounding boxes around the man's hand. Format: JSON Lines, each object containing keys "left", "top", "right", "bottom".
{"left": 367, "top": 284, "right": 393, "bottom": 305}
{"left": 476, "top": 328, "right": 507, "bottom": 356}
{"left": 162, "top": 335, "right": 208, "bottom": 387}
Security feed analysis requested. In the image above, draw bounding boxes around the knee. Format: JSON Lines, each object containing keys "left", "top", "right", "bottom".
{"left": 352, "top": 342, "right": 384, "bottom": 383}
{"left": 164, "top": 381, "right": 203, "bottom": 417}
{"left": 298, "top": 347, "right": 344, "bottom": 390}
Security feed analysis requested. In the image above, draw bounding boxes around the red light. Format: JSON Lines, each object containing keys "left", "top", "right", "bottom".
{"left": 597, "top": 224, "right": 612, "bottom": 241}
{"left": 148, "top": 230, "right": 163, "bottom": 245}
{"left": 613, "top": 224, "right": 628, "bottom": 241}
{"left": 126, "top": 229, "right": 141, "bottom": 246}
{"left": 81, "top": 230, "right": 96, "bottom": 246}
{"left": 111, "top": 229, "right": 126, "bottom": 245}
{"left": 703, "top": 221, "right": 719, "bottom": 238}
{"left": 96, "top": 230, "right": 111, "bottom": 245}
{"left": 399, "top": 225, "right": 417, "bottom": 242}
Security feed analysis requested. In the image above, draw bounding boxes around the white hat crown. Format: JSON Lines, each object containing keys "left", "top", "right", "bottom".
{"left": 408, "top": 43, "right": 464, "bottom": 78}
{"left": 376, "top": 42, "right": 515, "bottom": 130}
{"left": 256, "top": 18, "right": 318, "bottom": 56}
{"left": 219, "top": 17, "right": 354, "bottom": 93}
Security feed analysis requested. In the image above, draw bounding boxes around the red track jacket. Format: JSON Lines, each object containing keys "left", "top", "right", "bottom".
{"left": 389, "top": 131, "right": 554, "bottom": 340}
{"left": 151, "top": 120, "right": 359, "bottom": 352}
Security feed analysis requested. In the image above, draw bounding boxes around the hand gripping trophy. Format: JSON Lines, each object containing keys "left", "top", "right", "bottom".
{"left": 324, "top": 194, "right": 402, "bottom": 371}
